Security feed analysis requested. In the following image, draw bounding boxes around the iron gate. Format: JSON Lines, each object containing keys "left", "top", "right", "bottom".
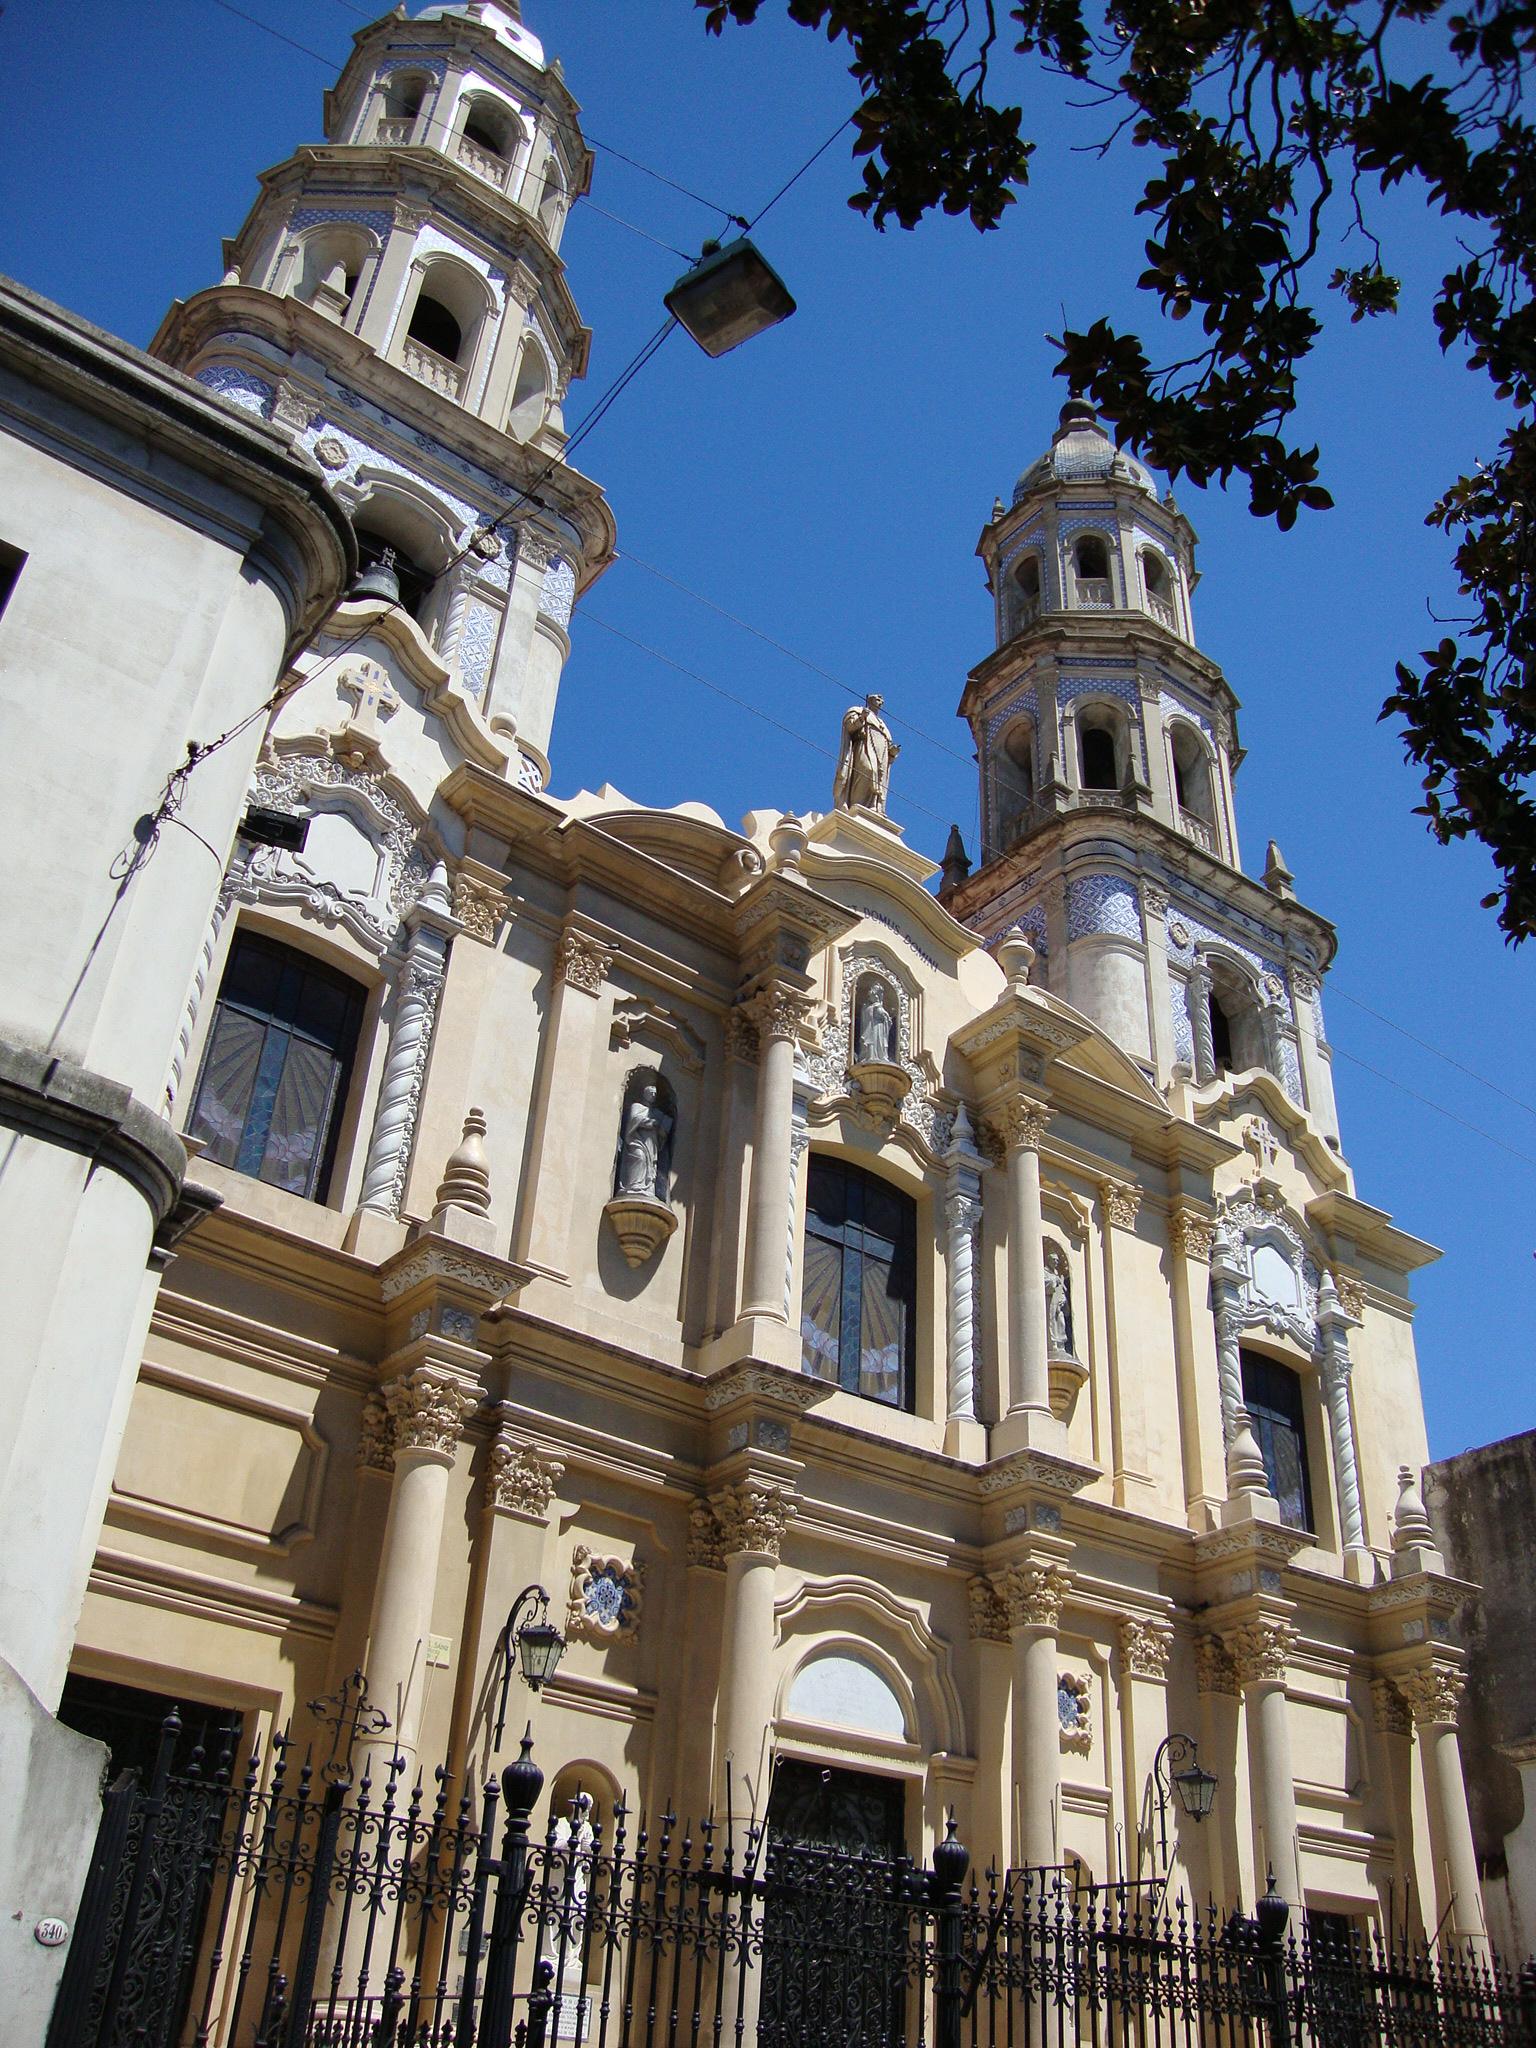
{"left": 46, "top": 1710, "right": 1536, "bottom": 2048}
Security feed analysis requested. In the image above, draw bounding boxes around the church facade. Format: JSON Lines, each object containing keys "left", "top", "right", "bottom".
{"left": 18, "top": 0, "right": 1493, "bottom": 2015}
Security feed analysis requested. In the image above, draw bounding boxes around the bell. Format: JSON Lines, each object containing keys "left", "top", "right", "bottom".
{"left": 350, "top": 545, "right": 400, "bottom": 605}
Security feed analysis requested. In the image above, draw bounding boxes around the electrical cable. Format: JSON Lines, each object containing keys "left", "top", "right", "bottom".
{"left": 1327, "top": 985, "right": 1536, "bottom": 1121}
{"left": 1331, "top": 1047, "right": 1536, "bottom": 1169}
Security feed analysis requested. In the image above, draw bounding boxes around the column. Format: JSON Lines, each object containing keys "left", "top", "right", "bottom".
{"left": 357, "top": 876, "right": 457, "bottom": 1217}
{"left": 1099, "top": 1178, "right": 1151, "bottom": 1505}
{"left": 782, "top": 1066, "right": 814, "bottom": 1318}
{"left": 709, "top": 1480, "right": 795, "bottom": 1826}
{"left": 1399, "top": 1663, "right": 1488, "bottom": 1950}
{"left": 365, "top": 1367, "right": 478, "bottom": 1758}
{"left": 1168, "top": 1206, "right": 1227, "bottom": 1524}
{"left": 1209, "top": 1228, "right": 1248, "bottom": 1439}
{"left": 968, "top": 1578, "right": 1012, "bottom": 1873}
{"left": 945, "top": 1185, "right": 981, "bottom": 1422}
{"left": 1188, "top": 959, "right": 1216, "bottom": 1085}
{"left": 1116, "top": 1619, "right": 1173, "bottom": 1883}
{"left": 514, "top": 926, "right": 613, "bottom": 1277}
{"left": 998, "top": 1558, "right": 1072, "bottom": 1869}
{"left": 1001, "top": 1096, "right": 1052, "bottom": 1416}
{"left": 1195, "top": 1634, "right": 1243, "bottom": 1908}
{"left": 1370, "top": 1677, "right": 1427, "bottom": 1943}
{"left": 672, "top": 1507, "right": 731, "bottom": 1827}
{"left": 1228, "top": 1618, "right": 1303, "bottom": 1905}
{"left": 1316, "top": 1276, "right": 1368, "bottom": 1559}
{"left": 449, "top": 1426, "right": 565, "bottom": 1785}
{"left": 739, "top": 986, "right": 809, "bottom": 1321}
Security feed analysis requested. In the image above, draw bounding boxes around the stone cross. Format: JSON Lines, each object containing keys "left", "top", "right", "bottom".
{"left": 338, "top": 659, "right": 400, "bottom": 744}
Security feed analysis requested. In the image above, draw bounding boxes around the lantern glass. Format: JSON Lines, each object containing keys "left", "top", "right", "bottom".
{"left": 517, "top": 1617, "right": 565, "bottom": 1691}
{"left": 1174, "top": 1762, "right": 1218, "bottom": 1823}
{"left": 664, "top": 238, "right": 797, "bottom": 357}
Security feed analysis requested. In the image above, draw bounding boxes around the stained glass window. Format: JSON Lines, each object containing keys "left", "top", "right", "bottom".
{"left": 1240, "top": 1349, "right": 1315, "bottom": 1532}
{"left": 800, "top": 1155, "right": 916, "bottom": 1410}
{"left": 188, "top": 931, "right": 365, "bottom": 1202}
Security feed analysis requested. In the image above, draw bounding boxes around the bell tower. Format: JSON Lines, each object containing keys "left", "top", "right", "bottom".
{"left": 150, "top": 0, "right": 615, "bottom": 790}
{"left": 944, "top": 402, "right": 1342, "bottom": 1145}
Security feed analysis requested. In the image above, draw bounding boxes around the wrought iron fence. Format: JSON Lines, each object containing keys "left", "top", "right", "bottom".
{"left": 46, "top": 1707, "right": 1536, "bottom": 2048}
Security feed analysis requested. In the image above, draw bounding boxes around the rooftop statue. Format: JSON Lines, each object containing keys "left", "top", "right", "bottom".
{"left": 834, "top": 692, "right": 899, "bottom": 815}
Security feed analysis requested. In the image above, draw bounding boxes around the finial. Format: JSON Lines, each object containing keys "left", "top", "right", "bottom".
{"left": 1392, "top": 1465, "right": 1434, "bottom": 1552}
{"left": 1225, "top": 1406, "right": 1272, "bottom": 1500}
{"left": 1262, "top": 841, "right": 1296, "bottom": 900}
{"left": 939, "top": 823, "right": 971, "bottom": 896}
{"left": 768, "top": 812, "right": 806, "bottom": 873}
{"left": 434, "top": 1107, "right": 492, "bottom": 1219}
{"left": 996, "top": 925, "right": 1035, "bottom": 990}
{"left": 418, "top": 860, "right": 453, "bottom": 917}
{"left": 991, "top": 496, "right": 1006, "bottom": 522}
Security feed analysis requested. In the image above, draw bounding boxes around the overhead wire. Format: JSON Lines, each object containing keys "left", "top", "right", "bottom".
{"left": 1326, "top": 984, "right": 1536, "bottom": 1120}
{"left": 1331, "top": 1048, "right": 1536, "bottom": 1169}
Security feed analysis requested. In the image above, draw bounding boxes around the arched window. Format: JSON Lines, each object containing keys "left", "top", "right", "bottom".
{"left": 1169, "top": 721, "right": 1216, "bottom": 837}
{"left": 800, "top": 1155, "right": 917, "bottom": 1411}
{"left": 507, "top": 340, "right": 550, "bottom": 441}
{"left": 1240, "top": 1349, "right": 1315, "bottom": 1531}
{"left": 187, "top": 930, "right": 365, "bottom": 1202}
{"left": 407, "top": 291, "right": 463, "bottom": 365}
{"left": 538, "top": 160, "right": 568, "bottom": 241}
{"left": 1203, "top": 958, "right": 1271, "bottom": 1077}
{"left": 294, "top": 228, "right": 370, "bottom": 323}
{"left": 1141, "top": 548, "right": 1177, "bottom": 629}
{"left": 377, "top": 70, "right": 429, "bottom": 143}
{"left": 1209, "top": 988, "right": 1235, "bottom": 1072}
{"left": 1072, "top": 534, "right": 1113, "bottom": 607}
{"left": 1079, "top": 714, "right": 1120, "bottom": 791}
{"left": 458, "top": 94, "right": 520, "bottom": 184}
{"left": 994, "top": 720, "right": 1036, "bottom": 845}
{"left": 1012, "top": 554, "right": 1042, "bottom": 630}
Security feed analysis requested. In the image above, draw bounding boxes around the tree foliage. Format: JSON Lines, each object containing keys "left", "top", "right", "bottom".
{"left": 700, "top": 0, "right": 1536, "bottom": 940}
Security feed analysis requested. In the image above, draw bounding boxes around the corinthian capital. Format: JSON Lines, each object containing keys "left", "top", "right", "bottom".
{"left": 486, "top": 1433, "right": 565, "bottom": 1518}
{"left": 1194, "top": 1633, "right": 1240, "bottom": 1697}
{"left": 1099, "top": 1179, "right": 1142, "bottom": 1231}
{"left": 555, "top": 929, "right": 613, "bottom": 995}
{"left": 743, "top": 984, "right": 812, "bottom": 1044}
{"left": 1226, "top": 1617, "right": 1298, "bottom": 1686}
{"left": 1000, "top": 1095, "right": 1051, "bottom": 1153}
{"left": 996, "top": 1559, "right": 1072, "bottom": 1631}
{"left": 1119, "top": 1616, "right": 1174, "bottom": 1679}
{"left": 385, "top": 1370, "right": 477, "bottom": 1459}
{"left": 968, "top": 1575, "right": 1010, "bottom": 1642}
{"left": 357, "top": 1391, "right": 395, "bottom": 1474}
{"left": 710, "top": 1479, "right": 796, "bottom": 1558}
{"left": 1169, "top": 1206, "right": 1217, "bottom": 1263}
{"left": 1397, "top": 1663, "right": 1465, "bottom": 1729}
{"left": 1370, "top": 1676, "right": 1413, "bottom": 1737}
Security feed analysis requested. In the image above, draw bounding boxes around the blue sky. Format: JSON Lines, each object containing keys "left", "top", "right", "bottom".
{"left": 3, "top": 0, "right": 1529, "bottom": 1459}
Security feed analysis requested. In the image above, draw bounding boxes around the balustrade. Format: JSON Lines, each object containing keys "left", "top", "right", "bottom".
{"left": 1074, "top": 575, "right": 1114, "bottom": 608}
{"left": 1179, "top": 808, "right": 1215, "bottom": 852}
{"left": 457, "top": 133, "right": 510, "bottom": 187}
{"left": 401, "top": 336, "right": 465, "bottom": 397}
{"left": 375, "top": 117, "right": 414, "bottom": 145}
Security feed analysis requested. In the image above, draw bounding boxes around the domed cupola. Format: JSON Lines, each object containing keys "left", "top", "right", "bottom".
{"left": 1013, "top": 398, "right": 1159, "bottom": 502}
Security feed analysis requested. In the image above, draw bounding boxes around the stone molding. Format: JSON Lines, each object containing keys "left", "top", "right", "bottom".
{"left": 979, "top": 1450, "right": 1097, "bottom": 1497}
{"left": 743, "top": 985, "right": 813, "bottom": 1045}
{"left": 0, "top": 1035, "right": 187, "bottom": 1228}
{"left": 688, "top": 1498, "right": 726, "bottom": 1571}
{"left": 486, "top": 1434, "right": 564, "bottom": 1518}
{"left": 709, "top": 1480, "right": 796, "bottom": 1559}
{"left": 1194, "top": 1634, "right": 1241, "bottom": 1697}
{"left": 996, "top": 1559, "right": 1072, "bottom": 1631}
{"left": 968, "top": 1575, "right": 1010, "bottom": 1643}
{"left": 384, "top": 1370, "right": 478, "bottom": 1459}
{"left": 556, "top": 929, "right": 612, "bottom": 996}
{"left": 1370, "top": 1676, "right": 1414, "bottom": 1738}
{"left": 724, "top": 1008, "right": 761, "bottom": 1064}
{"left": 1397, "top": 1663, "right": 1465, "bottom": 1729}
{"left": 1226, "top": 1617, "right": 1299, "bottom": 1686}
{"left": 380, "top": 1241, "right": 528, "bottom": 1303}
{"left": 999, "top": 1095, "right": 1051, "bottom": 1151}
{"left": 702, "top": 1365, "right": 825, "bottom": 1414}
{"left": 1119, "top": 1616, "right": 1174, "bottom": 1679}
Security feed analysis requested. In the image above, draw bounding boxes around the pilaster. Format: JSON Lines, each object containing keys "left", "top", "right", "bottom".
{"left": 512, "top": 921, "right": 613, "bottom": 1280}
{"left": 1167, "top": 1203, "right": 1226, "bottom": 1527}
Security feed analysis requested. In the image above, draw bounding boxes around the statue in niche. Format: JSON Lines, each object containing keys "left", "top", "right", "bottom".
{"left": 1044, "top": 1243, "right": 1076, "bottom": 1357}
{"left": 855, "top": 978, "right": 896, "bottom": 1065}
{"left": 834, "top": 693, "right": 899, "bottom": 814}
{"left": 614, "top": 1070, "right": 674, "bottom": 1204}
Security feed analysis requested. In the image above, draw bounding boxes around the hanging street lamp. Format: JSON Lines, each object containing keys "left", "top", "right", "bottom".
{"left": 665, "top": 238, "right": 797, "bottom": 357}
{"left": 1151, "top": 1731, "right": 1219, "bottom": 1871}
{"left": 492, "top": 1582, "right": 566, "bottom": 1748}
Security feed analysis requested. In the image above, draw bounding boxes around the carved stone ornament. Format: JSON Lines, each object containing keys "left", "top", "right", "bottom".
{"left": 515, "top": 524, "right": 560, "bottom": 575}
{"left": 688, "top": 1498, "right": 726, "bottom": 1571}
{"left": 803, "top": 950, "right": 953, "bottom": 1156}
{"left": 385, "top": 1371, "right": 478, "bottom": 1459}
{"left": 566, "top": 1543, "right": 644, "bottom": 1644}
{"left": 1397, "top": 1664, "right": 1465, "bottom": 1728}
{"left": 556, "top": 929, "right": 612, "bottom": 996}
{"left": 471, "top": 527, "right": 504, "bottom": 561}
{"left": 1370, "top": 1676, "right": 1414, "bottom": 1738}
{"left": 996, "top": 1560, "right": 1072, "bottom": 1631}
{"left": 709, "top": 1480, "right": 795, "bottom": 1559}
{"left": 1333, "top": 1273, "right": 1367, "bottom": 1321}
{"left": 314, "top": 435, "right": 349, "bottom": 471}
{"left": 486, "top": 1435, "right": 564, "bottom": 1519}
{"left": 380, "top": 1242, "right": 520, "bottom": 1303}
{"left": 453, "top": 872, "right": 509, "bottom": 944}
{"left": 1170, "top": 1207, "right": 1218, "bottom": 1263}
{"left": 1194, "top": 1634, "right": 1240, "bottom": 1697}
{"left": 724, "top": 1007, "right": 761, "bottom": 1065}
{"left": 701, "top": 1365, "right": 826, "bottom": 1414}
{"left": 1001, "top": 1097, "right": 1052, "bottom": 1152}
{"left": 1119, "top": 1617, "right": 1174, "bottom": 1679}
{"left": 1099, "top": 1179, "right": 1143, "bottom": 1231}
{"left": 603, "top": 1196, "right": 677, "bottom": 1268}
{"left": 1058, "top": 1671, "right": 1093, "bottom": 1756}
{"left": 744, "top": 985, "right": 812, "bottom": 1045}
{"left": 1226, "top": 1618, "right": 1299, "bottom": 1687}
{"left": 1291, "top": 970, "right": 1319, "bottom": 1004}
{"left": 358, "top": 1391, "right": 395, "bottom": 1474}
{"left": 968, "top": 1575, "right": 1010, "bottom": 1643}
